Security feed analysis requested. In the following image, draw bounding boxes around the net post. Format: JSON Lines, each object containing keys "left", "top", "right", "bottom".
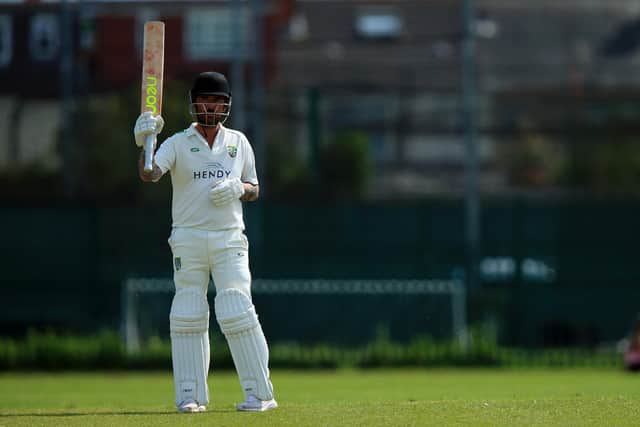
{"left": 451, "top": 280, "right": 468, "bottom": 350}
{"left": 121, "top": 279, "right": 140, "bottom": 353}
{"left": 123, "top": 278, "right": 465, "bottom": 350}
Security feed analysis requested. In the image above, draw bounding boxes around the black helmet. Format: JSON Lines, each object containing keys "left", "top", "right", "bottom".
{"left": 189, "top": 71, "right": 232, "bottom": 103}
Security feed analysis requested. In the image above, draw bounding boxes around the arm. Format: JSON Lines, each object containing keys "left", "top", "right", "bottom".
{"left": 138, "top": 149, "right": 163, "bottom": 183}
{"left": 134, "top": 112, "right": 165, "bottom": 182}
{"left": 240, "top": 183, "right": 259, "bottom": 202}
{"left": 239, "top": 136, "right": 259, "bottom": 202}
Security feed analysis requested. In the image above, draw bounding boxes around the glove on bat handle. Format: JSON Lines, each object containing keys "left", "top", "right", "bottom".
{"left": 143, "top": 133, "right": 157, "bottom": 173}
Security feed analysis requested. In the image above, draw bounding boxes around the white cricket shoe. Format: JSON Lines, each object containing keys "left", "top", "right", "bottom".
{"left": 178, "top": 399, "right": 206, "bottom": 413}
{"left": 236, "top": 395, "right": 278, "bottom": 412}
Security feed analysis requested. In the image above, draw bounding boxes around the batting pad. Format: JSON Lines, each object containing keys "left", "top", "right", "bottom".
{"left": 215, "top": 288, "right": 274, "bottom": 400}
{"left": 170, "top": 288, "right": 210, "bottom": 406}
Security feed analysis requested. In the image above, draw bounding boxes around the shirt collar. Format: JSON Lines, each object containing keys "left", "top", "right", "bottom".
{"left": 186, "top": 123, "right": 225, "bottom": 138}
{"left": 186, "top": 123, "right": 226, "bottom": 150}
{"left": 185, "top": 123, "right": 199, "bottom": 138}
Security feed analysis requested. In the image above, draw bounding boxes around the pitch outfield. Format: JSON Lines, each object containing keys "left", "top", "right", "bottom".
{"left": 0, "top": 369, "right": 639, "bottom": 426}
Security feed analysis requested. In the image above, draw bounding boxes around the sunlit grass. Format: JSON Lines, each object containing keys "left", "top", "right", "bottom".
{"left": 0, "top": 369, "right": 639, "bottom": 426}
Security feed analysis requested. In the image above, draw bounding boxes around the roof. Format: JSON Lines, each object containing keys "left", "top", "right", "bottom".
{"left": 275, "top": 0, "right": 640, "bottom": 92}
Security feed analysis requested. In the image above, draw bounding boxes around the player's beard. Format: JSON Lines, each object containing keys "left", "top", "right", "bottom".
{"left": 197, "top": 111, "right": 219, "bottom": 127}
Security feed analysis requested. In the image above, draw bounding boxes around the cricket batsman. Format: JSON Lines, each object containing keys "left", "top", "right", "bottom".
{"left": 134, "top": 71, "right": 277, "bottom": 413}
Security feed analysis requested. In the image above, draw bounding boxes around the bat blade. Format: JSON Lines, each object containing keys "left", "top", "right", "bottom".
{"left": 140, "top": 21, "right": 165, "bottom": 173}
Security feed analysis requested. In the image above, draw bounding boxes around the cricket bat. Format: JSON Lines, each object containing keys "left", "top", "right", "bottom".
{"left": 140, "top": 21, "right": 165, "bottom": 173}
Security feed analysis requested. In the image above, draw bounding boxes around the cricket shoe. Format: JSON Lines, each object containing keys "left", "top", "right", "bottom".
{"left": 178, "top": 399, "right": 206, "bottom": 413}
{"left": 236, "top": 395, "right": 278, "bottom": 412}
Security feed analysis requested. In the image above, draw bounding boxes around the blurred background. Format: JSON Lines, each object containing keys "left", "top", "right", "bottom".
{"left": 1, "top": 0, "right": 640, "bottom": 366}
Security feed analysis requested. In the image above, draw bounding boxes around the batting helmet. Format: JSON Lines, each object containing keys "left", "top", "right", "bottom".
{"left": 189, "top": 71, "right": 232, "bottom": 103}
{"left": 189, "top": 71, "right": 232, "bottom": 127}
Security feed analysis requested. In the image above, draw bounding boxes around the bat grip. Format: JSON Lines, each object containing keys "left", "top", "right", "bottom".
{"left": 143, "top": 134, "right": 157, "bottom": 173}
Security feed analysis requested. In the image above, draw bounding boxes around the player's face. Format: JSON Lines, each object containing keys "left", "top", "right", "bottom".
{"left": 193, "top": 95, "right": 230, "bottom": 127}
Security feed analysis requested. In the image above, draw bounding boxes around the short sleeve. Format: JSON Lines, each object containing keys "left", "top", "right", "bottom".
{"left": 154, "top": 137, "right": 176, "bottom": 174}
{"left": 241, "top": 136, "right": 259, "bottom": 185}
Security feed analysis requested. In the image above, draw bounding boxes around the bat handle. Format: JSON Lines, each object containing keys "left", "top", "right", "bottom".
{"left": 143, "top": 133, "right": 157, "bottom": 173}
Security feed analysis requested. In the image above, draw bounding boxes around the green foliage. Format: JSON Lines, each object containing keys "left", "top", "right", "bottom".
{"left": 505, "top": 131, "right": 565, "bottom": 188}
{"left": 318, "top": 131, "right": 373, "bottom": 200}
{"left": 125, "top": 336, "right": 171, "bottom": 370}
{"left": 0, "top": 329, "right": 623, "bottom": 371}
{"left": 74, "top": 81, "right": 191, "bottom": 204}
{"left": 560, "top": 122, "right": 640, "bottom": 195}
{"left": 0, "top": 330, "right": 124, "bottom": 370}
{"left": 0, "top": 81, "right": 192, "bottom": 204}
{"left": 496, "top": 111, "right": 640, "bottom": 195}
{"left": 265, "top": 130, "right": 373, "bottom": 200}
{"left": 73, "top": 94, "right": 141, "bottom": 201}
{"left": 264, "top": 135, "right": 312, "bottom": 200}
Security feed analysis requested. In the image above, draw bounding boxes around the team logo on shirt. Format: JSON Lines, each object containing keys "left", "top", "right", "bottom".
{"left": 227, "top": 145, "right": 238, "bottom": 158}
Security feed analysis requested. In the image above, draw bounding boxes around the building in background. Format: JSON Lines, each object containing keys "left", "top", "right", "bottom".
{"left": 0, "top": 0, "right": 291, "bottom": 174}
{"left": 272, "top": 0, "right": 640, "bottom": 197}
{"left": 1, "top": 0, "right": 640, "bottom": 197}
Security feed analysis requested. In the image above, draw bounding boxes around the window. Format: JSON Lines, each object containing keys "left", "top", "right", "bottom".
{"left": 354, "top": 7, "right": 403, "bottom": 39}
{"left": 0, "top": 15, "right": 12, "bottom": 67}
{"left": 185, "top": 7, "right": 250, "bottom": 60}
{"left": 30, "top": 14, "right": 60, "bottom": 61}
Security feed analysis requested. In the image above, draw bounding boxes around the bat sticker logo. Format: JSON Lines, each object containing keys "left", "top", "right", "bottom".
{"left": 145, "top": 76, "right": 158, "bottom": 113}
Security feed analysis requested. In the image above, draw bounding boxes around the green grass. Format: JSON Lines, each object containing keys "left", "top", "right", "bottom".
{"left": 0, "top": 369, "right": 639, "bottom": 426}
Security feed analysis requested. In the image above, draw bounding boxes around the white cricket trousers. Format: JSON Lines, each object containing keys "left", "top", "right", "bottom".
{"left": 169, "top": 227, "right": 252, "bottom": 297}
{"left": 167, "top": 226, "right": 252, "bottom": 406}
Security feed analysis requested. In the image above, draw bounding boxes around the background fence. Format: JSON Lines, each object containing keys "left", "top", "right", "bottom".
{"left": 1, "top": 200, "right": 639, "bottom": 348}
{"left": 1, "top": 1, "right": 640, "bottom": 360}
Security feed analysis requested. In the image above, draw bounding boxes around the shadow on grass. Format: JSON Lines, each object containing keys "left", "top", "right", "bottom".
{"left": 0, "top": 408, "right": 236, "bottom": 417}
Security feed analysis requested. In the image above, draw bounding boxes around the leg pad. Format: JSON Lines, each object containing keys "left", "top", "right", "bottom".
{"left": 170, "top": 288, "right": 210, "bottom": 406}
{"left": 215, "top": 289, "right": 274, "bottom": 400}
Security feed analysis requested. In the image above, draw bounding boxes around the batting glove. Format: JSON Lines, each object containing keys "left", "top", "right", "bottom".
{"left": 210, "top": 178, "right": 245, "bottom": 206}
{"left": 134, "top": 111, "right": 165, "bottom": 148}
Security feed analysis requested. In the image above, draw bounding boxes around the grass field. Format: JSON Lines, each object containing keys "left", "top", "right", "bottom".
{"left": 1, "top": 369, "right": 639, "bottom": 426}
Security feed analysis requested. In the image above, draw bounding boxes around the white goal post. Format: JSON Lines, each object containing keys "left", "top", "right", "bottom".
{"left": 121, "top": 278, "right": 467, "bottom": 353}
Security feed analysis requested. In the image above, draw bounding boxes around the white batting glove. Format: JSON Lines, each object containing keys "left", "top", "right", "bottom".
{"left": 134, "top": 111, "right": 165, "bottom": 147}
{"left": 210, "top": 178, "right": 245, "bottom": 206}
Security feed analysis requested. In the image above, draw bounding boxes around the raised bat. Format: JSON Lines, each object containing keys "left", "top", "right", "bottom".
{"left": 140, "top": 21, "right": 165, "bottom": 172}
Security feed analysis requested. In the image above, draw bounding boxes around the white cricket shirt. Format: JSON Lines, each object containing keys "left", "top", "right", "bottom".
{"left": 154, "top": 123, "right": 258, "bottom": 231}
